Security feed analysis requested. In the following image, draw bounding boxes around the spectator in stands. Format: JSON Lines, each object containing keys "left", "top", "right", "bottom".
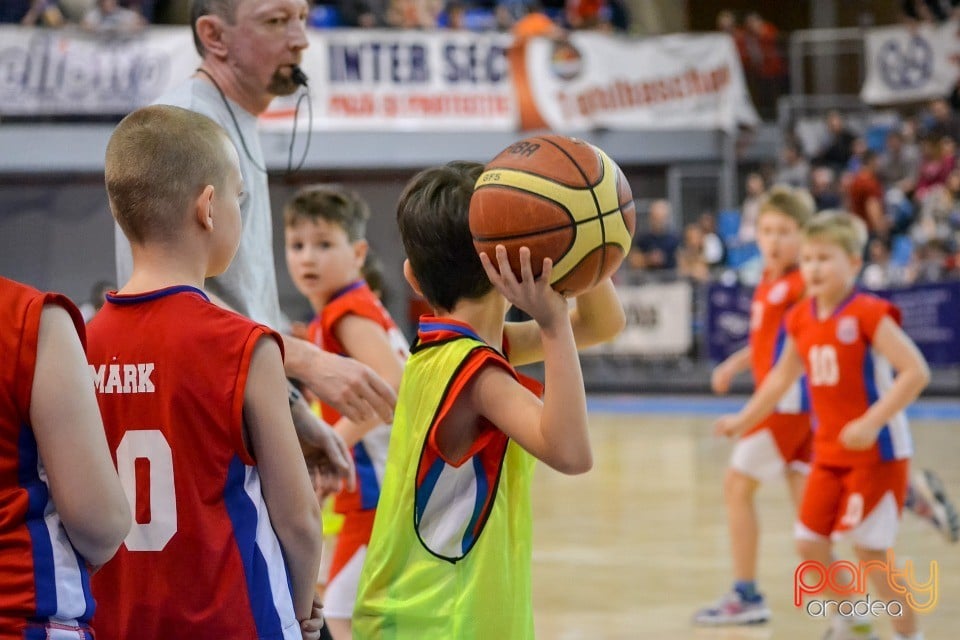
{"left": 845, "top": 136, "right": 868, "bottom": 174}
{"left": 814, "top": 110, "right": 856, "bottom": 172}
{"left": 848, "top": 150, "right": 889, "bottom": 239}
{"left": 773, "top": 143, "right": 810, "bottom": 189}
{"left": 699, "top": 211, "right": 727, "bottom": 268}
{"left": 511, "top": 1, "right": 562, "bottom": 38}
{"left": 737, "top": 172, "right": 765, "bottom": 243}
{"left": 878, "top": 129, "right": 920, "bottom": 193}
{"left": 19, "top": 0, "right": 66, "bottom": 26}
{"left": 810, "top": 166, "right": 842, "bottom": 211}
{"left": 80, "top": 0, "right": 145, "bottom": 33}
{"left": 442, "top": 1, "right": 468, "bottom": 28}
{"left": 677, "top": 223, "right": 712, "bottom": 283}
{"left": 741, "top": 12, "right": 786, "bottom": 117}
{"left": 628, "top": 199, "right": 680, "bottom": 271}
{"left": 862, "top": 238, "right": 906, "bottom": 289}
{"left": 920, "top": 98, "right": 960, "bottom": 143}
{"left": 338, "top": 0, "right": 391, "bottom": 27}
{"left": 908, "top": 239, "right": 952, "bottom": 283}
{"left": 389, "top": 0, "right": 443, "bottom": 28}
{"left": 914, "top": 135, "right": 955, "bottom": 203}
{"left": 716, "top": 10, "right": 747, "bottom": 65}
{"left": 565, "top": 0, "right": 603, "bottom": 29}
{"left": 902, "top": 0, "right": 960, "bottom": 23}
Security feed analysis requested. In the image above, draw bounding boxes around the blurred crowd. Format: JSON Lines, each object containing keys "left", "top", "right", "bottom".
{"left": 628, "top": 99, "right": 960, "bottom": 291}
{"left": 0, "top": 0, "right": 631, "bottom": 33}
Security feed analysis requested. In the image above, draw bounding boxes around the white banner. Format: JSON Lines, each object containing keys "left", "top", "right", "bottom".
{"left": 0, "top": 26, "right": 198, "bottom": 115}
{"left": 262, "top": 29, "right": 517, "bottom": 131}
{"left": 523, "top": 32, "right": 758, "bottom": 132}
{"left": 0, "top": 26, "right": 757, "bottom": 132}
{"left": 861, "top": 22, "right": 960, "bottom": 104}
{"left": 587, "top": 281, "right": 693, "bottom": 356}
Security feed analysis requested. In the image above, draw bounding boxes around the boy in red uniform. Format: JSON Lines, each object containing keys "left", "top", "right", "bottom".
{"left": 0, "top": 276, "right": 130, "bottom": 640}
{"left": 87, "top": 104, "right": 324, "bottom": 640}
{"left": 284, "top": 186, "right": 409, "bottom": 640}
{"left": 695, "top": 186, "right": 814, "bottom": 625}
{"left": 717, "top": 211, "right": 930, "bottom": 640}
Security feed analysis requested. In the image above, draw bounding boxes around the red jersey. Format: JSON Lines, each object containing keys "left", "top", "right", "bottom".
{"left": 307, "top": 281, "right": 409, "bottom": 514}
{"left": 785, "top": 292, "right": 911, "bottom": 467}
{"left": 0, "top": 277, "right": 94, "bottom": 639}
{"left": 87, "top": 286, "right": 300, "bottom": 640}
{"left": 749, "top": 268, "right": 809, "bottom": 417}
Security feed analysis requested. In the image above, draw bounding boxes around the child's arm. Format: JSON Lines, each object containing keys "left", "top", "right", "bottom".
{"left": 504, "top": 278, "right": 626, "bottom": 366}
{"left": 711, "top": 346, "right": 752, "bottom": 395}
{"left": 839, "top": 316, "right": 931, "bottom": 450}
{"left": 330, "top": 315, "right": 405, "bottom": 447}
{"left": 472, "top": 246, "right": 591, "bottom": 474}
{"left": 244, "top": 336, "right": 323, "bottom": 623}
{"left": 715, "top": 338, "right": 804, "bottom": 438}
{"left": 31, "top": 304, "right": 131, "bottom": 567}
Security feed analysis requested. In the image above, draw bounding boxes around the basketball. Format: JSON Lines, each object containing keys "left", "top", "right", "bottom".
{"left": 469, "top": 135, "right": 636, "bottom": 296}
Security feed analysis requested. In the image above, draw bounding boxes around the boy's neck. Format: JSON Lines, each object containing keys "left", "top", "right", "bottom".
{"left": 120, "top": 243, "right": 208, "bottom": 295}
{"left": 814, "top": 283, "right": 856, "bottom": 319}
{"left": 436, "top": 292, "right": 509, "bottom": 352}
{"left": 763, "top": 262, "right": 796, "bottom": 281}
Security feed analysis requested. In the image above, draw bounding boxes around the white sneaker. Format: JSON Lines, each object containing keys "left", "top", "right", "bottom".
{"left": 692, "top": 590, "right": 771, "bottom": 625}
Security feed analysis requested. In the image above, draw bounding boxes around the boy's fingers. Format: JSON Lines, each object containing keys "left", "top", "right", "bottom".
{"left": 495, "top": 245, "right": 518, "bottom": 285}
{"left": 518, "top": 247, "right": 534, "bottom": 283}
{"left": 540, "top": 257, "right": 553, "bottom": 283}
{"left": 479, "top": 252, "right": 500, "bottom": 282}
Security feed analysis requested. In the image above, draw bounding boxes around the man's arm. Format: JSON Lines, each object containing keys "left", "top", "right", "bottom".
{"left": 282, "top": 334, "right": 395, "bottom": 425}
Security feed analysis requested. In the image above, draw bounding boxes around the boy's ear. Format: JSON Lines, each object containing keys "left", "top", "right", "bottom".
{"left": 353, "top": 239, "right": 369, "bottom": 268}
{"left": 403, "top": 259, "right": 424, "bottom": 297}
{"left": 196, "top": 185, "right": 216, "bottom": 231}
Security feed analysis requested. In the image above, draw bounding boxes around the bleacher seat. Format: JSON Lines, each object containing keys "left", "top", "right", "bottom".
{"left": 726, "top": 241, "right": 760, "bottom": 269}
{"left": 716, "top": 209, "right": 741, "bottom": 244}
{"left": 308, "top": 4, "right": 341, "bottom": 28}
{"left": 891, "top": 235, "right": 913, "bottom": 267}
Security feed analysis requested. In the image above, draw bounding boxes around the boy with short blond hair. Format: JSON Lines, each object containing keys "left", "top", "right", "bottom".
{"left": 352, "top": 161, "right": 626, "bottom": 639}
{"left": 717, "top": 211, "right": 930, "bottom": 640}
{"left": 696, "top": 185, "right": 815, "bottom": 625}
{"left": 88, "top": 104, "right": 323, "bottom": 640}
{"left": 284, "top": 185, "right": 409, "bottom": 640}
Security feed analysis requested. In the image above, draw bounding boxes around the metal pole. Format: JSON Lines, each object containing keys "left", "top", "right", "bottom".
{"left": 720, "top": 130, "right": 737, "bottom": 211}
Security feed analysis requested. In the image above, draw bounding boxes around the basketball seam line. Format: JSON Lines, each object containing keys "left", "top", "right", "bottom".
{"left": 536, "top": 137, "right": 607, "bottom": 286}
{"left": 471, "top": 209, "right": 626, "bottom": 242}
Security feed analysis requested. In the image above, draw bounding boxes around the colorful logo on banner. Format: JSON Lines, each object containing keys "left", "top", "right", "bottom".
{"left": 878, "top": 35, "right": 933, "bottom": 90}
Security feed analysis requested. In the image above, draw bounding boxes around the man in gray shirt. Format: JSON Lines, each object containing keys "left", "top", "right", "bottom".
{"left": 115, "top": 0, "right": 395, "bottom": 484}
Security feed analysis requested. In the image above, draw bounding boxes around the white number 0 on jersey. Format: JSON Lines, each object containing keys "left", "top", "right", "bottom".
{"left": 115, "top": 430, "right": 177, "bottom": 551}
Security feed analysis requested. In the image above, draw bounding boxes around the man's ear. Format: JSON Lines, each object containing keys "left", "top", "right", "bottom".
{"left": 195, "top": 14, "right": 229, "bottom": 60}
{"left": 403, "top": 259, "right": 424, "bottom": 298}
{"left": 196, "top": 185, "right": 216, "bottom": 231}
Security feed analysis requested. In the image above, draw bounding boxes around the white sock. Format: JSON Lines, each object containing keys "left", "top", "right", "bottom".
{"left": 893, "top": 632, "right": 924, "bottom": 640}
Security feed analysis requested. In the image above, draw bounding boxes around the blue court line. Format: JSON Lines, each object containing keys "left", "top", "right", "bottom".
{"left": 586, "top": 395, "right": 960, "bottom": 421}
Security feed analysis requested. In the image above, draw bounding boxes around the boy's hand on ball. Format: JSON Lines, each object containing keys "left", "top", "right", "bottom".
{"left": 480, "top": 245, "right": 567, "bottom": 329}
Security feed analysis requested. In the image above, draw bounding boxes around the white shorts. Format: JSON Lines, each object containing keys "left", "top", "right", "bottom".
{"left": 323, "top": 544, "right": 367, "bottom": 619}
{"left": 795, "top": 490, "right": 902, "bottom": 551}
{"left": 730, "top": 428, "right": 810, "bottom": 482}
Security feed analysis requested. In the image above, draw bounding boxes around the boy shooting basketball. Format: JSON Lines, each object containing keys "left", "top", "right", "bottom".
{"left": 352, "top": 161, "right": 625, "bottom": 639}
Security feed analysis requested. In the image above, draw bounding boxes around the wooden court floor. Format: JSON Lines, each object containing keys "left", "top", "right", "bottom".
{"left": 530, "top": 407, "right": 960, "bottom": 640}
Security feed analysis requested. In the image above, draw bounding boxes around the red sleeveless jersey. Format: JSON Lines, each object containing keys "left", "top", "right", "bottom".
{"left": 785, "top": 291, "right": 911, "bottom": 467}
{"left": 0, "top": 277, "right": 95, "bottom": 639}
{"left": 307, "top": 281, "right": 409, "bottom": 514}
{"left": 747, "top": 268, "right": 810, "bottom": 430}
{"left": 87, "top": 286, "right": 300, "bottom": 640}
